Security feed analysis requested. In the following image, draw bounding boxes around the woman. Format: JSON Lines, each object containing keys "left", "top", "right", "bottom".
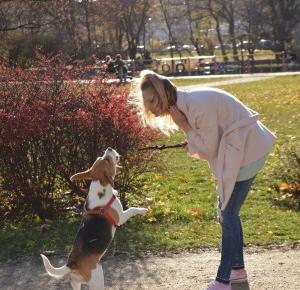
{"left": 130, "top": 70, "right": 276, "bottom": 290}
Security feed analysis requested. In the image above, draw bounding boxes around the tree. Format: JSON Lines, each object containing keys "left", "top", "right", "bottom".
{"left": 205, "top": 0, "right": 229, "bottom": 60}
{"left": 121, "top": 0, "right": 150, "bottom": 59}
{"left": 264, "top": 0, "right": 300, "bottom": 52}
{"left": 185, "top": 0, "right": 207, "bottom": 56}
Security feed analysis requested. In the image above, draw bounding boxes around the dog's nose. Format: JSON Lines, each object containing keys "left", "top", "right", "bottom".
{"left": 107, "top": 147, "right": 112, "bottom": 151}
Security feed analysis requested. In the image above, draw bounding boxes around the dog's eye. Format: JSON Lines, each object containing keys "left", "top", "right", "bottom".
{"left": 97, "top": 190, "right": 105, "bottom": 199}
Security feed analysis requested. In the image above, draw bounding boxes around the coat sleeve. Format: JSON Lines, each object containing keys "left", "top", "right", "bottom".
{"left": 186, "top": 110, "right": 219, "bottom": 161}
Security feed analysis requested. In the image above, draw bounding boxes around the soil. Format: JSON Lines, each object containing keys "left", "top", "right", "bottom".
{"left": 0, "top": 243, "right": 299, "bottom": 290}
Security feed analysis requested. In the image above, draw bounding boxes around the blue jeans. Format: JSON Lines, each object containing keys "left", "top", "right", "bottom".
{"left": 216, "top": 177, "right": 255, "bottom": 284}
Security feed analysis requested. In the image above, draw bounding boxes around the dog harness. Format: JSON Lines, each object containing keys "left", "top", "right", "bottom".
{"left": 84, "top": 194, "right": 117, "bottom": 226}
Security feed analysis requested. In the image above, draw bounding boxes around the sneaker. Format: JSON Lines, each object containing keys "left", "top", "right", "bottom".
{"left": 230, "top": 269, "right": 248, "bottom": 283}
{"left": 206, "top": 280, "right": 231, "bottom": 290}
{"left": 208, "top": 269, "right": 248, "bottom": 284}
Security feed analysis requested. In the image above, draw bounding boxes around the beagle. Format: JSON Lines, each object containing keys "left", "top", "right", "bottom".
{"left": 41, "top": 147, "right": 148, "bottom": 290}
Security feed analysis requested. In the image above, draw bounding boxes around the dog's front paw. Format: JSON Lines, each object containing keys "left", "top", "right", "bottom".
{"left": 138, "top": 207, "right": 148, "bottom": 216}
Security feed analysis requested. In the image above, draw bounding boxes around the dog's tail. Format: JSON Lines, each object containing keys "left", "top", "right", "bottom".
{"left": 41, "top": 254, "right": 71, "bottom": 279}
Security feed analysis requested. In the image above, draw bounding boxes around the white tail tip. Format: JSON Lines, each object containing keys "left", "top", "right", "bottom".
{"left": 40, "top": 254, "right": 70, "bottom": 279}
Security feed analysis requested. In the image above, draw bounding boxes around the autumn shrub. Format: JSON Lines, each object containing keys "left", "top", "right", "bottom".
{"left": 0, "top": 53, "right": 159, "bottom": 219}
{"left": 272, "top": 141, "right": 300, "bottom": 209}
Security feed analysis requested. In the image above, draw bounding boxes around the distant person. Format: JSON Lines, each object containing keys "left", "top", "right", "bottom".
{"left": 130, "top": 70, "right": 276, "bottom": 290}
{"left": 104, "top": 55, "right": 116, "bottom": 74}
{"left": 143, "top": 50, "right": 153, "bottom": 67}
{"left": 114, "top": 54, "right": 127, "bottom": 83}
{"left": 130, "top": 57, "right": 144, "bottom": 77}
{"left": 136, "top": 56, "right": 145, "bottom": 70}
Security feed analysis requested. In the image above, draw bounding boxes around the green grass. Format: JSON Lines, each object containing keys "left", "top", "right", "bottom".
{"left": 0, "top": 75, "right": 299, "bottom": 260}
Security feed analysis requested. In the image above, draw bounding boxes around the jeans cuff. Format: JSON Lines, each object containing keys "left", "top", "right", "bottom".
{"left": 232, "top": 265, "right": 245, "bottom": 270}
{"left": 216, "top": 277, "right": 230, "bottom": 284}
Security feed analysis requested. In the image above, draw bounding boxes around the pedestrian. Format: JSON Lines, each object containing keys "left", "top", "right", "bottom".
{"left": 114, "top": 54, "right": 127, "bottom": 83}
{"left": 104, "top": 55, "right": 116, "bottom": 74}
{"left": 129, "top": 70, "right": 276, "bottom": 290}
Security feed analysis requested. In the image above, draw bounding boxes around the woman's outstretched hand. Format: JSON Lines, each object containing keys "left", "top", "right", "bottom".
{"left": 169, "top": 106, "right": 192, "bottom": 133}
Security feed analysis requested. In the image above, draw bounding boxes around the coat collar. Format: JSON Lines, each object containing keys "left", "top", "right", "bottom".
{"left": 176, "top": 89, "right": 188, "bottom": 115}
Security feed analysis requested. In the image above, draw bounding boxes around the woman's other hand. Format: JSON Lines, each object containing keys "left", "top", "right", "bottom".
{"left": 169, "top": 106, "right": 192, "bottom": 133}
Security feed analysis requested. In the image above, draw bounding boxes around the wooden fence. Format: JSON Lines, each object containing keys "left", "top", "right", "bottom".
{"left": 133, "top": 52, "right": 299, "bottom": 76}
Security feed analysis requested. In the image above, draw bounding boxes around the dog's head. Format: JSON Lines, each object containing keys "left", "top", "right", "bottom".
{"left": 70, "top": 147, "right": 120, "bottom": 187}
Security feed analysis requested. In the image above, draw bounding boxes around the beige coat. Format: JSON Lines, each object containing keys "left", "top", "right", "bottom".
{"left": 176, "top": 88, "right": 276, "bottom": 210}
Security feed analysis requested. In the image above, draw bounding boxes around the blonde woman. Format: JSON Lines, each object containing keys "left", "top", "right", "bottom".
{"left": 130, "top": 70, "right": 276, "bottom": 290}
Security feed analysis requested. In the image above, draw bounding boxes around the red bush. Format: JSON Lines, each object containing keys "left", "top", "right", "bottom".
{"left": 0, "top": 53, "right": 159, "bottom": 219}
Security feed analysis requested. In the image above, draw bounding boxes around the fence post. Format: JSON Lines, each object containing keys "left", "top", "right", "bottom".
{"left": 213, "top": 57, "right": 218, "bottom": 74}
{"left": 187, "top": 57, "right": 191, "bottom": 76}
{"left": 282, "top": 51, "right": 288, "bottom": 71}
{"left": 246, "top": 54, "right": 252, "bottom": 73}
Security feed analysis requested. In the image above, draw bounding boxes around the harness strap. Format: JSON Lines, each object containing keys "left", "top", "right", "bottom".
{"left": 85, "top": 195, "right": 117, "bottom": 226}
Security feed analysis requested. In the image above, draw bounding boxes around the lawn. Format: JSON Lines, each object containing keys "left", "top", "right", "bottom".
{"left": 0, "top": 75, "right": 299, "bottom": 260}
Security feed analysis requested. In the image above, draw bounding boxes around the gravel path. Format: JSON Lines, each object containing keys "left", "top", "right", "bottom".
{"left": 0, "top": 244, "right": 299, "bottom": 290}
{"left": 181, "top": 75, "right": 274, "bottom": 89}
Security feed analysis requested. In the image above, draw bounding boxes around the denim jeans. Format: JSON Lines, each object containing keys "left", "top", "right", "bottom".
{"left": 216, "top": 177, "right": 255, "bottom": 284}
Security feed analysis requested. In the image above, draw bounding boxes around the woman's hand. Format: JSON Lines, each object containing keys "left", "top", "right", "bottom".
{"left": 169, "top": 106, "right": 192, "bottom": 133}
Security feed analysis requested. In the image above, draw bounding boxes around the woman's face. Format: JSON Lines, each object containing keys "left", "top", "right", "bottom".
{"left": 142, "top": 86, "right": 163, "bottom": 116}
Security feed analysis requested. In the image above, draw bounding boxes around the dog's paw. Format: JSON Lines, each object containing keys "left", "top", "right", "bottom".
{"left": 138, "top": 208, "right": 148, "bottom": 215}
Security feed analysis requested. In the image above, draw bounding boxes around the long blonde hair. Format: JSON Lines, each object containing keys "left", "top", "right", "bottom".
{"left": 129, "top": 70, "right": 178, "bottom": 135}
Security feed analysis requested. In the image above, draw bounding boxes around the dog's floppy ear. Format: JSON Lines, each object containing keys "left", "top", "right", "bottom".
{"left": 70, "top": 157, "right": 101, "bottom": 182}
{"left": 70, "top": 156, "right": 116, "bottom": 186}
{"left": 70, "top": 170, "right": 93, "bottom": 182}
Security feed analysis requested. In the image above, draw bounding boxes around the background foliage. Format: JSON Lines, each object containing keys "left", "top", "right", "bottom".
{"left": 0, "top": 0, "right": 299, "bottom": 64}
{"left": 0, "top": 53, "right": 159, "bottom": 219}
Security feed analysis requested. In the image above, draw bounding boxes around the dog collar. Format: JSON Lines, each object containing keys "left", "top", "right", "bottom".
{"left": 84, "top": 195, "right": 117, "bottom": 226}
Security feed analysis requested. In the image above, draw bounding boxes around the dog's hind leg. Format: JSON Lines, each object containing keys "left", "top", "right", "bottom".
{"left": 70, "top": 280, "right": 81, "bottom": 290}
{"left": 87, "top": 263, "right": 104, "bottom": 290}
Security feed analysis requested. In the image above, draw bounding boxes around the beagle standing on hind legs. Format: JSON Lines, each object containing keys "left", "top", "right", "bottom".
{"left": 41, "top": 147, "right": 148, "bottom": 290}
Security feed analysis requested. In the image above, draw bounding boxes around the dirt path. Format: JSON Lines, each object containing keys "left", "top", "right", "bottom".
{"left": 0, "top": 244, "right": 299, "bottom": 290}
{"left": 172, "top": 71, "right": 300, "bottom": 89}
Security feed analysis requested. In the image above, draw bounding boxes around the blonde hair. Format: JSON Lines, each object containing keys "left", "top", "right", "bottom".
{"left": 129, "top": 70, "right": 178, "bottom": 135}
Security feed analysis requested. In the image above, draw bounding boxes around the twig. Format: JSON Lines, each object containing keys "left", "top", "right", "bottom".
{"left": 139, "top": 142, "right": 187, "bottom": 151}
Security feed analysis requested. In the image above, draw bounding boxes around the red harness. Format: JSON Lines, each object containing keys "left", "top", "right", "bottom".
{"left": 84, "top": 195, "right": 117, "bottom": 226}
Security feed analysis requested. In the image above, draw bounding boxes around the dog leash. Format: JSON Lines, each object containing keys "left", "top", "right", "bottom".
{"left": 138, "top": 141, "right": 188, "bottom": 151}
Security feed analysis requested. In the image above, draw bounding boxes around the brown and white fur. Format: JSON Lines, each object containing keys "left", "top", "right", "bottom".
{"left": 41, "top": 148, "right": 148, "bottom": 290}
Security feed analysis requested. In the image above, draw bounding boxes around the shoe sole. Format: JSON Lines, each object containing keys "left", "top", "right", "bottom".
{"left": 208, "top": 277, "right": 248, "bottom": 284}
